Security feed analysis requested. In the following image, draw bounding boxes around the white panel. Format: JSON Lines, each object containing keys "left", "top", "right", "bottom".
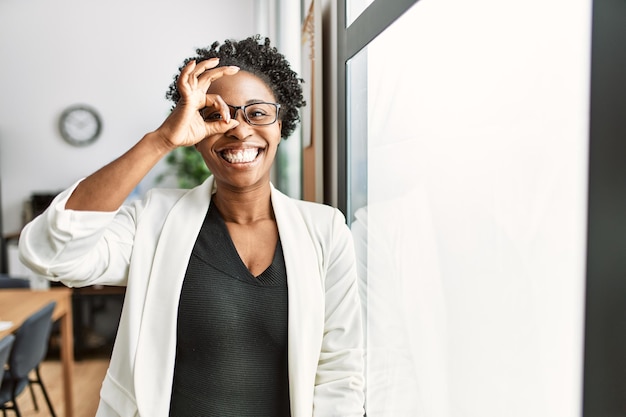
{"left": 349, "top": 0, "right": 592, "bottom": 415}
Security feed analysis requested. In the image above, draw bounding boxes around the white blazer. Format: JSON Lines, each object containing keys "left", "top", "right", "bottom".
{"left": 19, "top": 177, "right": 365, "bottom": 417}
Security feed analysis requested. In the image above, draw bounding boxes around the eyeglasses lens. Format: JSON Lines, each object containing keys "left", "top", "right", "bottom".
{"left": 239, "top": 103, "right": 278, "bottom": 126}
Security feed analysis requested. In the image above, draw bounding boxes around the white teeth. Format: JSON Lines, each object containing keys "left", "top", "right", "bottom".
{"left": 221, "top": 148, "right": 259, "bottom": 163}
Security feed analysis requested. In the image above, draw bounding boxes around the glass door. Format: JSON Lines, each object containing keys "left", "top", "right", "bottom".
{"left": 339, "top": 1, "right": 591, "bottom": 415}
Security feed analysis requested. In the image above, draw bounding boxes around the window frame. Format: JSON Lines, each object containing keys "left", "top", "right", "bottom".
{"left": 336, "top": 0, "right": 419, "bottom": 216}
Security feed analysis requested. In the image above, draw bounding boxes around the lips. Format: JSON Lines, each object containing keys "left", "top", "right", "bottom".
{"left": 220, "top": 148, "right": 260, "bottom": 163}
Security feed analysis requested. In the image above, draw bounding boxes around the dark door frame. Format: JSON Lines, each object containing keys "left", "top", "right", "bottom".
{"left": 583, "top": 0, "right": 626, "bottom": 414}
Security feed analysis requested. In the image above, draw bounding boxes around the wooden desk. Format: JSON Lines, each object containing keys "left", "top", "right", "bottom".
{"left": 0, "top": 287, "right": 75, "bottom": 417}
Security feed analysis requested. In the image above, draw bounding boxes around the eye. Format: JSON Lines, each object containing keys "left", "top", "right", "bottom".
{"left": 245, "top": 104, "right": 274, "bottom": 121}
{"left": 200, "top": 108, "right": 223, "bottom": 121}
{"left": 247, "top": 107, "right": 269, "bottom": 119}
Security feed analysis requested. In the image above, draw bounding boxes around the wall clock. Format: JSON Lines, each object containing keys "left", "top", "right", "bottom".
{"left": 58, "top": 104, "right": 102, "bottom": 146}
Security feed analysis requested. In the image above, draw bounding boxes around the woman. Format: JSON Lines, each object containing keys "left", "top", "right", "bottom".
{"left": 18, "top": 35, "right": 364, "bottom": 417}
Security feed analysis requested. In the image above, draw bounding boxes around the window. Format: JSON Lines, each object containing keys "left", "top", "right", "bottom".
{"left": 338, "top": 1, "right": 592, "bottom": 415}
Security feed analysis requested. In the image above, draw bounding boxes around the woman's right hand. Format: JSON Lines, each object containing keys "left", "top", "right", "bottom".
{"left": 154, "top": 58, "right": 240, "bottom": 150}
{"left": 65, "top": 59, "right": 241, "bottom": 211}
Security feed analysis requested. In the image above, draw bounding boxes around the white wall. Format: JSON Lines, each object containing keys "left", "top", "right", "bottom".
{"left": 0, "top": 0, "right": 259, "bottom": 234}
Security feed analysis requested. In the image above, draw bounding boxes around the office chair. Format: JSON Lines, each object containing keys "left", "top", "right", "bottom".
{"left": 0, "top": 335, "right": 15, "bottom": 417}
{"left": 0, "top": 302, "right": 57, "bottom": 417}
{"left": 0, "top": 275, "right": 30, "bottom": 289}
{"left": 0, "top": 334, "right": 15, "bottom": 385}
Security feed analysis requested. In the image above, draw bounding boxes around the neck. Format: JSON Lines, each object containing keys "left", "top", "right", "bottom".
{"left": 211, "top": 182, "right": 274, "bottom": 224}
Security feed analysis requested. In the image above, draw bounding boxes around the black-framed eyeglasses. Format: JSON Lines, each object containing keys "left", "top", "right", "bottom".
{"left": 200, "top": 102, "right": 281, "bottom": 126}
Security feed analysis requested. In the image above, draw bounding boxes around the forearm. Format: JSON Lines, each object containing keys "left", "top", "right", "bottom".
{"left": 66, "top": 131, "right": 173, "bottom": 211}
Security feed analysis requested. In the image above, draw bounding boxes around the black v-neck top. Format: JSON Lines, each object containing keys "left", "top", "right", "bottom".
{"left": 168, "top": 203, "right": 290, "bottom": 417}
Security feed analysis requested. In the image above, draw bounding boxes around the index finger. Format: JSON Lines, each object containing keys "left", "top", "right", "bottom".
{"left": 189, "top": 57, "right": 220, "bottom": 77}
{"left": 196, "top": 64, "right": 240, "bottom": 91}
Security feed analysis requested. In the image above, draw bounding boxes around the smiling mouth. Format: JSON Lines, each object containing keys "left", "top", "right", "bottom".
{"left": 220, "top": 148, "right": 260, "bottom": 163}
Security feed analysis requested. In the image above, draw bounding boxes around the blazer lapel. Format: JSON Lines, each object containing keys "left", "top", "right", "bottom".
{"left": 271, "top": 187, "right": 325, "bottom": 417}
{"left": 134, "top": 178, "right": 213, "bottom": 417}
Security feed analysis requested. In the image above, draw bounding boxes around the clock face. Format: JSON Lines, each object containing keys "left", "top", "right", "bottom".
{"left": 59, "top": 105, "right": 102, "bottom": 146}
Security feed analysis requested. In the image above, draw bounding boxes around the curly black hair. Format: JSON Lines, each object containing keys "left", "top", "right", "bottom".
{"left": 166, "top": 35, "right": 305, "bottom": 139}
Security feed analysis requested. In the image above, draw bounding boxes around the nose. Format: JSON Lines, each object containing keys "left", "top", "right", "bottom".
{"left": 226, "top": 110, "right": 253, "bottom": 140}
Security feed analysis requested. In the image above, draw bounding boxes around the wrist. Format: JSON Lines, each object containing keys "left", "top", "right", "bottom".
{"left": 144, "top": 131, "right": 178, "bottom": 156}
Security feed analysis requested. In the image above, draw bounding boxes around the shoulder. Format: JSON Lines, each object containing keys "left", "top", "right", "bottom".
{"left": 271, "top": 188, "right": 349, "bottom": 247}
{"left": 125, "top": 187, "right": 186, "bottom": 219}
{"left": 272, "top": 187, "right": 345, "bottom": 223}
{"left": 135, "top": 178, "right": 213, "bottom": 216}
{"left": 293, "top": 198, "right": 340, "bottom": 219}
{"left": 142, "top": 187, "right": 188, "bottom": 206}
